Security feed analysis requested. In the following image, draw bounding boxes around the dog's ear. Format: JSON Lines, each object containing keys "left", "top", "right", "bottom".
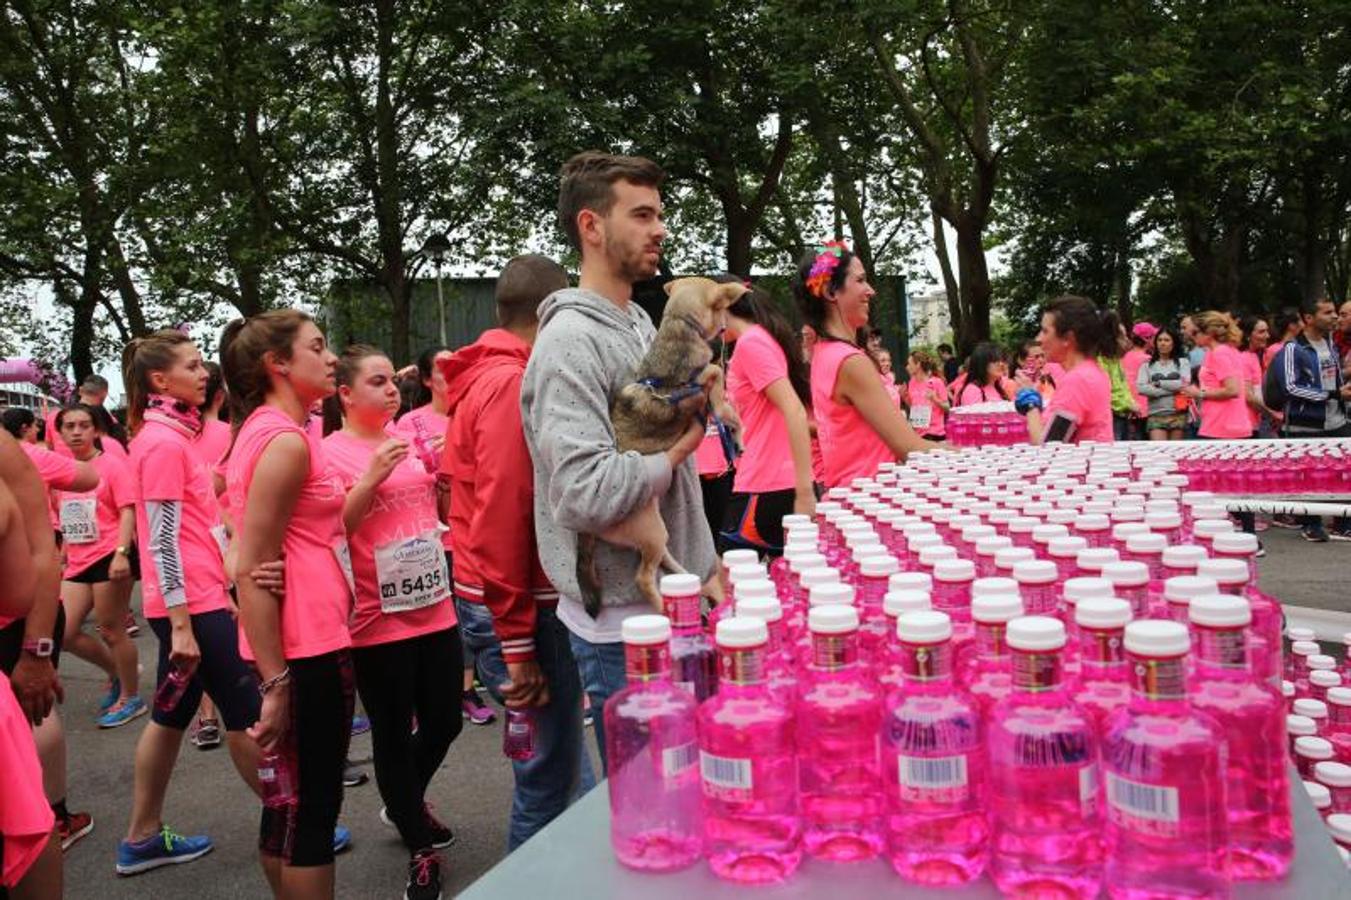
{"left": 663, "top": 278, "right": 686, "bottom": 297}
{"left": 711, "top": 282, "right": 749, "bottom": 311}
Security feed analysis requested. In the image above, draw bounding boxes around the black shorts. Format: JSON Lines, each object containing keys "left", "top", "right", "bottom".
{"left": 0, "top": 604, "right": 66, "bottom": 675}
{"left": 257, "top": 650, "right": 354, "bottom": 867}
{"left": 148, "top": 610, "right": 260, "bottom": 731}
{"left": 722, "top": 488, "right": 796, "bottom": 556}
{"left": 65, "top": 550, "right": 116, "bottom": 584}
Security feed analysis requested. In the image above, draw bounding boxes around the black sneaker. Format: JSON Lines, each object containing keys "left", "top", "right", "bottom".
{"left": 1270, "top": 514, "right": 1300, "bottom": 529}
{"left": 342, "top": 760, "right": 369, "bottom": 788}
{"left": 1302, "top": 526, "right": 1330, "bottom": 543}
{"left": 404, "top": 849, "right": 443, "bottom": 900}
{"left": 379, "top": 804, "right": 455, "bottom": 850}
{"left": 1329, "top": 527, "right": 1351, "bottom": 543}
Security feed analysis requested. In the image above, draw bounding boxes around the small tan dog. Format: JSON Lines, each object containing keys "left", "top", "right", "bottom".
{"left": 577, "top": 276, "right": 748, "bottom": 617}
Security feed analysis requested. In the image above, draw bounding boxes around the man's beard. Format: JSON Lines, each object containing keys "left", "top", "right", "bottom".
{"left": 606, "top": 234, "right": 659, "bottom": 283}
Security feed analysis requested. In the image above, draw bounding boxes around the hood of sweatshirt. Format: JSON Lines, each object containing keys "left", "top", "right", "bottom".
{"left": 440, "top": 328, "right": 531, "bottom": 418}
{"left": 537, "top": 287, "right": 651, "bottom": 343}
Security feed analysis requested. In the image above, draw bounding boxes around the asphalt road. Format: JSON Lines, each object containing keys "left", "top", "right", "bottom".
{"left": 45, "top": 525, "right": 1351, "bottom": 899}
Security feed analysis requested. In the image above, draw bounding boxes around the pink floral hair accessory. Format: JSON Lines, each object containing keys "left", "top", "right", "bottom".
{"left": 806, "top": 240, "right": 849, "bottom": 299}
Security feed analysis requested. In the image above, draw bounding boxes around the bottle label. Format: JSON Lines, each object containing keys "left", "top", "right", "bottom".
{"left": 674, "top": 680, "right": 696, "bottom": 696}
{"left": 1084, "top": 628, "right": 1125, "bottom": 665}
{"left": 897, "top": 754, "right": 969, "bottom": 803}
{"left": 662, "top": 742, "right": 698, "bottom": 779}
{"left": 1080, "top": 765, "right": 1099, "bottom": 818}
{"left": 700, "top": 751, "right": 754, "bottom": 801}
{"left": 1129, "top": 656, "right": 1187, "bottom": 700}
{"left": 1106, "top": 771, "right": 1180, "bottom": 837}
{"left": 975, "top": 623, "right": 1008, "bottom": 659}
{"left": 1011, "top": 651, "right": 1061, "bottom": 692}
{"left": 663, "top": 591, "right": 701, "bottom": 629}
{"left": 718, "top": 646, "right": 765, "bottom": 685}
{"left": 624, "top": 643, "right": 671, "bottom": 681}
{"left": 899, "top": 641, "right": 952, "bottom": 681}
{"left": 1197, "top": 627, "right": 1248, "bottom": 670}
{"left": 811, "top": 633, "right": 858, "bottom": 670}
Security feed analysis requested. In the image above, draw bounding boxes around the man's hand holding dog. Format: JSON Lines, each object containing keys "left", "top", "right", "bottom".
{"left": 666, "top": 417, "right": 705, "bottom": 469}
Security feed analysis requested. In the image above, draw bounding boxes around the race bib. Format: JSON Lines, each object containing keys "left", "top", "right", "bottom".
{"left": 909, "top": 404, "right": 932, "bottom": 429}
{"left": 373, "top": 531, "right": 448, "bottom": 613}
{"left": 60, "top": 498, "right": 99, "bottom": 544}
{"left": 333, "top": 539, "right": 357, "bottom": 600}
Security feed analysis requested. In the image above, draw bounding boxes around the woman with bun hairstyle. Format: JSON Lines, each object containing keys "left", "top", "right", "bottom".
{"left": 1021, "top": 295, "right": 1116, "bottom": 444}
{"left": 221, "top": 310, "right": 352, "bottom": 899}
{"left": 794, "top": 241, "right": 938, "bottom": 487}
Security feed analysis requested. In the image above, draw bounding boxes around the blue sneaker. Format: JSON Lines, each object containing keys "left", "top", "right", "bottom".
{"left": 99, "top": 678, "right": 121, "bottom": 713}
{"left": 116, "top": 825, "right": 213, "bottom": 875}
{"left": 333, "top": 824, "right": 352, "bottom": 854}
{"left": 351, "top": 714, "right": 371, "bottom": 736}
{"left": 98, "top": 695, "right": 148, "bottom": 729}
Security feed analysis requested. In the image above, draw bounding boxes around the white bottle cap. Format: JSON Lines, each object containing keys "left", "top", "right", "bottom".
{"left": 1124, "top": 533, "right": 1167, "bottom": 555}
{"left": 902, "top": 520, "right": 938, "bottom": 538}
{"left": 897, "top": 610, "right": 952, "bottom": 643}
{"left": 1294, "top": 699, "right": 1329, "bottom": 720}
{"left": 1283, "top": 681, "right": 1295, "bottom": 699}
{"left": 1212, "top": 532, "right": 1259, "bottom": 556}
{"left": 736, "top": 594, "right": 783, "bottom": 623}
{"left": 918, "top": 545, "right": 960, "bottom": 568}
{"left": 1064, "top": 577, "right": 1116, "bottom": 605}
{"left": 721, "top": 549, "right": 760, "bottom": 569}
{"left": 1164, "top": 575, "right": 1219, "bottom": 603}
{"left": 728, "top": 562, "right": 768, "bottom": 584}
{"left": 809, "top": 582, "right": 856, "bottom": 607}
{"left": 1145, "top": 510, "right": 1182, "bottom": 530}
{"left": 1294, "top": 736, "right": 1334, "bottom": 760}
{"left": 789, "top": 552, "right": 828, "bottom": 573}
{"left": 1317, "top": 762, "right": 1351, "bottom": 788}
{"left": 1287, "top": 714, "right": 1317, "bottom": 737}
{"left": 1111, "top": 522, "right": 1152, "bottom": 543}
{"left": 1123, "top": 620, "right": 1190, "bottom": 657}
{"left": 975, "top": 536, "right": 1015, "bottom": 558}
{"left": 809, "top": 604, "right": 859, "bottom": 635}
{"left": 1191, "top": 502, "right": 1230, "bottom": 520}
{"left": 1007, "top": 516, "right": 1040, "bottom": 535}
{"left": 622, "top": 615, "right": 672, "bottom": 645}
{"left": 994, "top": 547, "right": 1036, "bottom": 571}
{"left": 1195, "top": 558, "right": 1249, "bottom": 588}
{"left": 1047, "top": 509, "right": 1078, "bottom": 526}
{"left": 1310, "top": 654, "right": 1338, "bottom": 671}
{"left": 841, "top": 521, "right": 874, "bottom": 536}
{"left": 972, "top": 576, "right": 1020, "bottom": 599}
{"left": 859, "top": 555, "right": 900, "bottom": 578}
{"left": 1303, "top": 781, "right": 1332, "bottom": 810}
{"left": 852, "top": 546, "right": 890, "bottom": 566}
{"left": 1192, "top": 519, "right": 1235, "bottom": 540}
{"left": 1012, "top": 559, "right": 1058, "bottom": 585}
{"left": 1110, "top": 506, "right": 1145, "bottom": 523}
{"left": 1075, "top": 512, "right": 1112, "bottom": 532}
{"left": 1007, "top": 615, "right": 1066, "bottom": 651}
{"left": 933, "top": 559, "right": 976, "bottom": 583}
{"left": 961, "top": 524, "right": 998, "bottom": 544}
{"left": 1326, "top": 814, "right": 1351, "bottom": 845}
{"left": 1076, "top": 597, "right": 1132, "bottom": 629}
{"left": 972, "top": 594, "right": 1024, "bottom": 625}
{"left": 715, "top": 616, "right": 768, "bottom": 649}
{"left": 888, "top": 571, "right": 933, "bottom": 594}
{"left": 1188, "top": 594, "right": 1251, "bottom": 628}
{"left": 1311, "top": 671, "right": 1343, "bottom": 689}
{"left": 907, "top": 533, "right": 945, "bottom": 554}
{"left": 1076, "top": 548, "right": 1120, "bottom": 572}
{"left": 1161, "top": 545, "right": 1208, "bottom": 569}
{"left": 1103, "top": 561, "right": 1150, "bottom": 587}
{"left": 781, "top": 514, "right": 814, "bottom": 532}
{"left": 815, "top": 501, "right": 843, "bottom": 516}
{"left": 660, "top": 573, "right": 702, "bottom": 596}
{"left": 733, "top": 580, "right": 777, "bottom": 602}
{"left": 1032, "top": 524, "right": 1070, "bottom": 544}
{"left": 784, "top": 534, "right": 819, "bottom": 554}
{"left": 1329, "top": 687, "right": 1351, "bottom": 708}
{"left": 884, "top": 590, "right": 932, "bottom": 617}
{"left": 1291, "top": 640, "right": 1321, "bottom": 658}
{"left": 1048, "top": 536, "right": 1089, "bottom": 559}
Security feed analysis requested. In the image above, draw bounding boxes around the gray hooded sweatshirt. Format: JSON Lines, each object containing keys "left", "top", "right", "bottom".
{"left": 520, "top": 287, "right": 717, "bottom": 644}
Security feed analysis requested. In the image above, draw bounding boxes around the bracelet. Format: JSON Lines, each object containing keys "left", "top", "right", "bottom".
{"left": 258, "top": 667, "right": 291, "bottom": 696}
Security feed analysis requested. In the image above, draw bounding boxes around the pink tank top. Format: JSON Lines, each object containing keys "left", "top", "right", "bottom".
{"left": 810, "top": 340, "right": 894, "bottom": 488}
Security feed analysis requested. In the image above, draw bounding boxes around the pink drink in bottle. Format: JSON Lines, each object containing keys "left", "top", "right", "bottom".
{"left": 974, "top": 535, "right": 1014, "bottom": 578}
{"left": 1047, "top": 536, "right": 1089, "bottom": 583}
{"left": 877, "top": 590, "right": 932, "bottom": 693}
{"left": 989, "top": 617, "right": 1103, "bottom": 896}
{"left": 1294, "top": 735, "right": 1334, "bottom": 780}
{"left": 1326, "top": 687, "right": 1351, "bottom": 763}
{"left": 697, "top": 617, "right": 801, "bottom": 883}
{"left": 410, "top": 416, "right": 440, "bottom": 473}
{"left": 1102, "top": 561, "right": 1151, "bottom": 620}
{"left": 502, "top": 708, "right": 536, "bottom": 760}
{"left": 737, "top": 593, "right": 796, "bottom": 704}
{"left": 1103, "top": 621, "right": 1230, "bottom": 899}
{"left": 1196, "top": 557, "right": 1280, "bottom": 684}
{"left": 1012, "top": 559, "right": 1059, "bottom": 617}
{"left": 1315, "top": 761, "right": 1351, "bottom": 814}
{"left": 660, "top": 574, "right": 718, "bottom": 701}
{"left": 960, "top": 594, "right": 1022, "bottom": 718}
{"left": 1071, "top": 597, "right": 1133, "bottom": 739}
{"left": 1123, "top": 532, "right": 1167, "bottom": 582}
{"left": 881, "top": 610, "right": 989, "bottom": 885}
{"left": 795, "top": 605, "right": 883, "bottom": 860}
{"left": 604, "top": 615, "right": 703, "bottom": 871}
{"left": 1186, "top": 595, "right": 1292, "bottom": 879}
{"left": 155, "top": 664, "right": 192, "bottom": 713}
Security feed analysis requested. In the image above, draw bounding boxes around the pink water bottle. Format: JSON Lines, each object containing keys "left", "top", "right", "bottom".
{"left": 876, "top": 590, "right": 932, "bottom": 692}
{"left": 155, "top": 664, "right": 192, "bottom": 713}
{"left": 410, "top": 416, "right": 440, "bottom": 473}
{"left": 1315, "top": 761, "right": 1351, "bottom": 814}
{"left": 795, "top": 605, "right": 883, "bottom": 860}
{"left": 737, "top": 593, "right": 796, "bottom": 704}
{"left": 660, "top": 574, "right": 718, "bottom": 701}
{"left": 1195, "top": 558, "right": 1281, "bottom": 684}
{"left": 1187, "top": 595, "right": 1292, "bottom": 880}
{"left": 1326, "top": 687, "right": 1351, "bottom": 763}
{"left": 881, "top": 610, "right": 989, "bottom": 885}
{"left": 502, "top": 708, "right": 536, "bottom": 760}
{"left": 1103, "top": 621, "right": 1230, "bottom": 898}
{"left": 258, "top": 749, "right": 296, "bottom": 809}
{"left": 1071, "top": 597, "right": 1132, "bottom": 739}
{"left": 989, "top": 616, "right": 1102, "bottom": 896}
{"left": 1011, "top": 559, "right": 1059, "bottom": 616}
{"left": 697, "top": 617, "right": 801, "bottom": 883}
{"left": 1102, "top": 561, "right": 1151, "bottom": 619}
{"left": 603, "top": 615, "right": 703, "bottom": 871}
{"left": 960, "top": 594, "right": 1021, "bottom": 718}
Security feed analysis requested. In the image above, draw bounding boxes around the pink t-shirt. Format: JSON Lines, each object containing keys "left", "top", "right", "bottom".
{"left": 906, "top": 376, "right": 948, "bottom": 437}
{"left": 131, "top": 420, "right": 231, "bottom": 619}
{"left": 1121, "top": 348, "right": 1150, "bottom": 417}
{"left": 957, "top": 381, "right": 1003, "bottom": 407}
{"left": 226, "top": 406, "right": 352, "bottom": 661}
{"left": 1262, "top": 341, "right": 1286, "bottom": 370}
{"left": 323, "top": 431, "right": 456, "bottom": 649}
{"left": 0, "top": 674, "right": 53, "bottom": 888}
{"left": 727, "top": 325, "right": 796, "bottom": 494}
{"left": 1043, "top": 358, "right": 1114, "bottom": 444}
{"left": 195, "top": 418, "right": 231, "bottom": 468}
{"left": 810, "top": 340, "right": 894, "bottom": 488}
{"left": 1240, "top": 350, "right": 1263, "bottom": 429}
{"left": 394, "top": 404, "right": 453, "bottom": 550}
{"left": 20, "top": 442, "right": 81, "bottom": 535}
{"left": 57, "top": 451, "right": 135, "bottom": 579}
{"left": 693, "top": 423, "right": 729, "bottom": 477}
{"left": 1198, "top": 343, "right": 1252, "bottom": 439}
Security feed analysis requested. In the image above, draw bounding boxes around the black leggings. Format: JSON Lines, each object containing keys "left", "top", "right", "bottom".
{"left": 148, "top": 610, "right": 259, "bottom": 731}
{"left": 352, "top": 627, "right": 464, "bottom": 852}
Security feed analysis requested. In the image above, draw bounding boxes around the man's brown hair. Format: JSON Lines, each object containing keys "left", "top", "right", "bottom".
{"left": 496, "top": 254, "right": 569, "bottom": 328}
{"left": 556, "top": 151, "right": 665, "bottom": 252}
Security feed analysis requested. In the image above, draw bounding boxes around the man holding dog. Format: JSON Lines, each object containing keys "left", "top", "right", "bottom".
{"left": 520, "top": 152, "right": 715, "bottom": 772}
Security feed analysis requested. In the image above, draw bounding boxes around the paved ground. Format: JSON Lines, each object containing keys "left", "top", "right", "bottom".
{"left": 46, "top": 528, "right": 1351, "bottom": 899}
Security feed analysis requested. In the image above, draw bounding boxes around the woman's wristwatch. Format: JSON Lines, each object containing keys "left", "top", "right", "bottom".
{"left": 21, "top": 638, "right": 55, "bottom": 658}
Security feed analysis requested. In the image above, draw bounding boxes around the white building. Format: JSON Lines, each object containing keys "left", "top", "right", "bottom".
{"left": 908, "top": 286, "right": 952, "bottom": 349}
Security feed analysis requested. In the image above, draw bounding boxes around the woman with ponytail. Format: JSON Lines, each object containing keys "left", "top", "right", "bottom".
{"left": 794, "top": 242, "right": 937, "bottom": 487}
{"left": 1021, "top": 296, "right": 1116, "bottom": 444}
{"left": 722, "top": 280, "right": 816, "bottom": 553}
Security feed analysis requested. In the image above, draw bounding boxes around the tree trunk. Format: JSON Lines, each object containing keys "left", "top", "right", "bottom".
{"left": 931, "top": 206, "right": 962, "bottom": 345}
{"left": 724, "top": 210, "right": 754, "bottom": 277}
{"left": 374, "top": 0, "right": 408, "bottom": 363}
{"left": 953, "top": 216, "right": 992, "bottom": 354}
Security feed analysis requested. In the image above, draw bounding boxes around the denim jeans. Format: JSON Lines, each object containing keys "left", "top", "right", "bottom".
{"left": 567, "top": 632, "right": 628, "bottom": 775}
{"left": 455, "top": 600, "right": 595, "bottom": 849}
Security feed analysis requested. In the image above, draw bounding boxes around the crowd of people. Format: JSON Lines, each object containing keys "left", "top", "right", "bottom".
{"left": 1, "top": 150, "right": 1349, "bottom": 900}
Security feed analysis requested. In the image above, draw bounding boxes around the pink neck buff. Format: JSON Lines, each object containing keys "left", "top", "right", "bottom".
{"left": 144, "top": 393, "right": 202, "bottom": 436}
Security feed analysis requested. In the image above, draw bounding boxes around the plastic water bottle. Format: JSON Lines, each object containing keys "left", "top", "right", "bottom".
{"left": 736, "top": 593, "right": 796, "bottom": 704}
{"left": 1295, "top": 735, "right": 1334, "bottom": 779}
{"left": 795, "top": 605, "right": 883, "bottom": 860}
{"left": 881, "top": 610, "right": 988, "bottom": 885}
{"left": 258, "top": 749, "right": 296, "bottom": 809}
{"left": 1011, "top": 559, "right": 1059, "bottom": 616}
{"left": 1326, "top": 687, "right": 1351, "bottom": 763}
{"left": 154, "top": 664, "right": 192, "bottom": 714}
{"left": 410, "top": 416, "right": 440, "bottom": 474}
{"left": 1071, "top": 597, "right": 1132, "bottom": 739}
{"left": 988, "top": 617, "right": 1102, "bottom": 896}
{"left": 1102, "top": 620, "right": 1230, "bottom": 898}
{"left": 1196, "top": 558, "right": 1280, "bottom": 684}
{"left": 959, "top": 594, "right": 1022, "bottom": 718}
{"left": 604, "top": 615, "right": 703, "bottom": 871}
{"left": 876, "top": 590, "right": 932, "bottom": 693}
{"left": 1102, "top": 561, "right": 1151, "bottom": 619}
{"left": 502, "top": 708, "right": 536, "bottom": 760}
{"left": 1046, "top": 535, "right": 1089, "bottom": 583}
{"left": 1187, "top": 595, "right": 1292, "bottom": 880}
{"left": 1315, "top": 761, "right": 1351, "bottom": 814}
{"left": 697, "top": 617, "right": 800, "bottom": 883}
{"left": 660, "top": 574, "right": 717, "bottom": 701}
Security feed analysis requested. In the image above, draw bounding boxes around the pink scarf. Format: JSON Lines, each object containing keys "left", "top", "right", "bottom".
{"left": 143, "top": 393, "right": 202, "bottom": 436}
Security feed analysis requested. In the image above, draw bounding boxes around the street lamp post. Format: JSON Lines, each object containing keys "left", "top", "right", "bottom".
{"left": 420, "top": 232, "right": 452, "bottom": 346}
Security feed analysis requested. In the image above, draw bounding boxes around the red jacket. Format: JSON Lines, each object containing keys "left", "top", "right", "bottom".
{"left": 440, "top": 329, "right": 556, "bottom": 663}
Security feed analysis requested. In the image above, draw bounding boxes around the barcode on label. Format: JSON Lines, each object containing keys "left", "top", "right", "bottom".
{"left": 700, "top": 751, "right": 753, "bottom": 797}
{"left": 1080, "top": 765, "right": 1098, "bottom": 815}
{"left": 662, "top": 742, "right": 698, "bottom": 778}
{"left": 1107, "top": 772, "right": 1178, "bottom": 823}
{"left": 899, "top": 754, "right": 967, "bottom": 789}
